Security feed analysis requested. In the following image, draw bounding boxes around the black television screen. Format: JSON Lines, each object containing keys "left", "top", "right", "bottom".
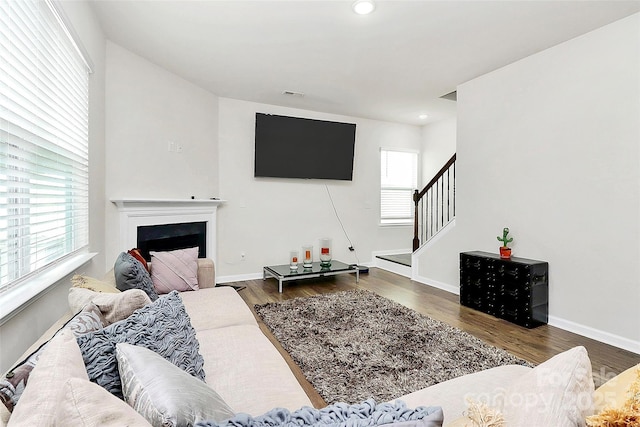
{"left": 254, "top": 113, "right": 356, "bottom": 180}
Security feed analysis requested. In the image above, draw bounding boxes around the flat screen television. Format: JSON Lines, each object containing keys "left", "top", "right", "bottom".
{"left": 254, "top": 113, "right": 356, "bottom": 180}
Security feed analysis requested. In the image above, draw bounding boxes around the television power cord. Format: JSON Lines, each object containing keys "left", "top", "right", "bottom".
{"left": 324, "top": 184, "right": 361, "bottom": 267}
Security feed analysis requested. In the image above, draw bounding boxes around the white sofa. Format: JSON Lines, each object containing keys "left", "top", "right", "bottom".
{"left": 1, "top": 260, "right": 634, "bottom": 426}
{"left": 1, "top": 261, "right": 313, "bottom": 426}
{"left": 178, "top": 286, "right": 313, "bottom": 416}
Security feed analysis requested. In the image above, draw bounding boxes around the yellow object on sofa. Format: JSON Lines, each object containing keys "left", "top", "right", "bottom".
{"left": 71, "top": 274, "right": 121, "bottom": 293}
{"left": 587, "top": 363, "right": 640, "bottom": 427}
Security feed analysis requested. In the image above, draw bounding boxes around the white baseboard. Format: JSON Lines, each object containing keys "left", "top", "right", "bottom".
{"left": 218, "top": 267, "right": 640, "bottom": 356}
{"left": 411, "top": 274, "right": 460, "bottom": 295}
{"left": 548, "top": 315, "right": 640, "bottom": 355}
{"left": 217, "top": 262, "right": 375, "bottom": 285}
{"left": 408, "top": 276, "right": 640, "bottom": 355}
{"left": 216, "top": 272, "right": 263, "bottom": 284}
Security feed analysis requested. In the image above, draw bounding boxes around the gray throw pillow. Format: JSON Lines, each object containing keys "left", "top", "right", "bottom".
{"left": 77, "top": 291, "right": 205, "bottom": 399}
{"left": 114, "top": 251, "right": 158, "bottom": 301}
{"left": 195, "top": 399, "right": 443, "bottom": 427}
{"left": 116, "top": 343, "right": 234, "bottom": 426}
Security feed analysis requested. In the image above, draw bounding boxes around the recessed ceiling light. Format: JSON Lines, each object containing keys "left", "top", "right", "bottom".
{"left": 418, "top": 114, "right": 429, "bottom": 120}
{"left": 352, "top": 0, "right": 375, "bottom": 15}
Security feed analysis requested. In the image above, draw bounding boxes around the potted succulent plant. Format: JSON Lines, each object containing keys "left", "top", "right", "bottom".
{"left": 497, "top": 227, "right": 513, "bottom": 259}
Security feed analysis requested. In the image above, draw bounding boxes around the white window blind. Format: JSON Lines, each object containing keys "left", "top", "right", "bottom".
{"left": 380, "top": 149, "right": 418, "bottom": 225}
{"left": 0, "top": 0, "right": 89, "bottom": 293}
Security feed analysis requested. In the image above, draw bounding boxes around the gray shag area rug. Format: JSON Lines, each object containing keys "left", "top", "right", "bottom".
{"left": 254, "top": 289, "right": 532, "bottom": 405}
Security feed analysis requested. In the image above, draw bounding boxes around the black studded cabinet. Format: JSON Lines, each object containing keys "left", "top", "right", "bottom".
{"left": 459, "top": 251, "right": 548, "bottom": 328}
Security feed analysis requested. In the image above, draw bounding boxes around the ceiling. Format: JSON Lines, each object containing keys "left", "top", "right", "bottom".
{"left": 89, "top": 0, "right": 640, "bottom": 126}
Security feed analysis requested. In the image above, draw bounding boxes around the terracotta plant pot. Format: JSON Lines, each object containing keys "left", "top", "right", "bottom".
{"left": 499, "top": 246, "right": 512, "bottom": 259}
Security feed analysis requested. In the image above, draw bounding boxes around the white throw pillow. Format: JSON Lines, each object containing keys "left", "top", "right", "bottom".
{"left": 501, "top": 346, "right": 594, "bottom": 427}
{"left": 8, "top": 330, "right": 88, "bottom": 425}
{"left": 8, "top": 330, "right": 149, "bottom": 427}
{"left": 68, "top": 287, "right": 152, "bottom": 325}
{"left": 56, "top": 378, "right": 149, "bottom": 426}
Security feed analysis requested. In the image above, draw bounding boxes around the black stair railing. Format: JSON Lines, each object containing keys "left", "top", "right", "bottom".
{"left": 413, "top": 153, "right": 456, "bottom": 251}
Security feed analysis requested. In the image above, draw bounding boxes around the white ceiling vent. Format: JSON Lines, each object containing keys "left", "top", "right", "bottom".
{"left": 282, "top": 90, "right": 305, "bottom": 97}
{"left": 440, "top": 91, "right": 457, "bottom": 101}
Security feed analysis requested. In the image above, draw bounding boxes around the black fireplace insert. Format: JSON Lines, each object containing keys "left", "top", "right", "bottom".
{"left": 136, "top": 222, "right": 206, "bottom": 261}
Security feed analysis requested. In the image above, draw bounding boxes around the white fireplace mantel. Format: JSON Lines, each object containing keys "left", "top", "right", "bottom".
{"left": 111, "top": 198, "right": 225, "bottom": 210}
{"left": 111, "top": 198, "right": 225, "bottom": 266}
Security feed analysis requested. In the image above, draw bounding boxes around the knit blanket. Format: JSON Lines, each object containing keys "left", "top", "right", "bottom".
{"left": 196, "top": 399, "right": 443, "bottom": 427}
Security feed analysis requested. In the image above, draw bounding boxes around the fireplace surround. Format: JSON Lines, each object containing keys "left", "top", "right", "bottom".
{"left": 111, "top": 199, "right": 224, "bottom": 266}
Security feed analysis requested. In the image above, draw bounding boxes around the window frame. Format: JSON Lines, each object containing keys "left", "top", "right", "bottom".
{"left": 379, "top": 148, "right": 419, "bottom": 226}
{"left": 0, "top": 0, "right": 92, "bottom": 300}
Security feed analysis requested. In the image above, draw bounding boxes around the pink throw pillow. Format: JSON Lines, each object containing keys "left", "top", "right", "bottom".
{"left": 150, "top": 247, "right": 199, "bottom": 294}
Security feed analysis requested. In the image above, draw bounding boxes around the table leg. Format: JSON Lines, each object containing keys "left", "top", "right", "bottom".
{"left": 279, "top": 278, "right": 283, "bottom": 293}
{"left": 356, "top": 268, "right": 359, "bottom": 283}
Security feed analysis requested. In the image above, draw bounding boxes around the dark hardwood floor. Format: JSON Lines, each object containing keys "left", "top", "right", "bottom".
{"left": 232, "top": 267, "right": 640, "bottom": 408}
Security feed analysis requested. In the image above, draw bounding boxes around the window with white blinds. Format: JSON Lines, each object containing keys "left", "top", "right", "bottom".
{"left": 0, "top": 0, "right": 89, "bottom": 293}
{"left": 380, "top": 149, "right": 418, "bottom": 225}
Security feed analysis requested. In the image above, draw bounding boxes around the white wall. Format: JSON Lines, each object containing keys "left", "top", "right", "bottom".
{"left": 418, "top": 14, "right": 640, "bottom": 352}
{"left": 421, "top": 117, "right": 457, "bottom": 186}
{"left": 0, "top": 1, "right": 106, "bottom": 372}
{"left": 101, "top": 45, "right": 421, "bottom": 280}
{"left": 104, "top": 42, "right": 220, "bottom": 263}
{"left": 413, "top": 117, "right": 457, "bottom": 289}
{"left": 217, "top": 98, "right": 421, "bottom": 279}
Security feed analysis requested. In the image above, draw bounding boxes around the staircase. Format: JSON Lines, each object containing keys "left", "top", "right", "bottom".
{"left": 413, "top": 154, "right": 456, "bottom": 251}
{"left": 374, "top": 154, "right": 456, "bottom": 278}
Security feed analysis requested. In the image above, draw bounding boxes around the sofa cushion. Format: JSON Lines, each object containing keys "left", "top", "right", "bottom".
{"left": 150, "top": 247, "right": 199, "bottom": 294}
{"left": 1, "top": 303, "right": 105, "bottom": 413}
{"left": 396, "top": 364, "right": 531, "bottom": 425}
{"left": 196, "top": 324, "right": 312, "bottom": 416}
{"left": 196, "top": 258, "right": 216, "bottom": 289}
{"left": 69, "top": 287, "right": 151, "bottom": 325}
{"left": 195, "top": 399, "right": 443, "bottom": 427}
{"left": 180, "top": 287, "right": 257, "bottom": 331}
{"left": 77, "top": 291, "right": 206, "bottom": 399}
{"left": 7, "top": 329, "right": 89, "bottom": 424}
{"left": 117, "top": 343, "right": 234, "bottom": 426}
{"left": 71, "top": 274, "right": 121, "bottom": 293}
{"left": 114, "top": 251, "right": 159, "bottom": 301}
{"left": 502, "top": 346, "right": 594, "bottom": 427}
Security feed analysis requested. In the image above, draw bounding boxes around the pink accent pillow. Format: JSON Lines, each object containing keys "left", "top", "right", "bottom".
{"left": 150, "top": 247, "right": 199, "bottom": 294}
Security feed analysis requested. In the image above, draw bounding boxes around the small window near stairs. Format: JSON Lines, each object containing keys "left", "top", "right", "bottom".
{"left": 380, "top": 149, "right": 418, "bottom": 225}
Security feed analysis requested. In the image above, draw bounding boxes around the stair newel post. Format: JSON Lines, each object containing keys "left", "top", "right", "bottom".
{"left": 413, "top": 189, "right": 420, "bottom": 251}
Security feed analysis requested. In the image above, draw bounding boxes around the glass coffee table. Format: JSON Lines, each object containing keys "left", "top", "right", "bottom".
{"left": 263, "top": 260, "right": 359, "bottom": 293}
